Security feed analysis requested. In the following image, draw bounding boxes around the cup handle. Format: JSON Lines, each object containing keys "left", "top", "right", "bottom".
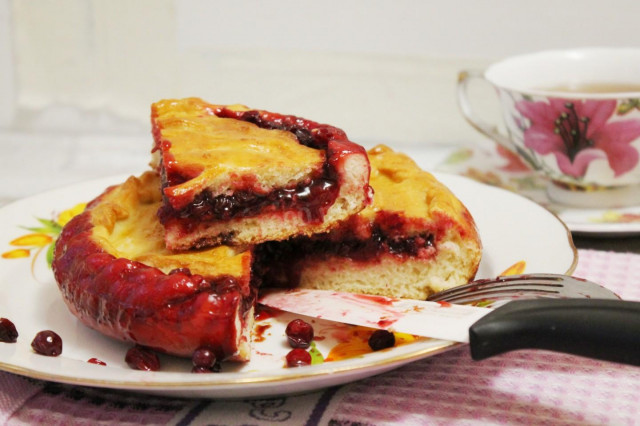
{"left": 457, "top": 70, "right": 538, "bottom": 169}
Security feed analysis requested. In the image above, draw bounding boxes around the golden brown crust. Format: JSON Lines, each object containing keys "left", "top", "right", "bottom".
{"left": 151, "top": 98, "right": 325, "bottom": 210}
{"left": 366, "top": 145, "right": 479, "bottom": 240}
{"left": 90, "top": 172, "right": 252, "bottom": 279}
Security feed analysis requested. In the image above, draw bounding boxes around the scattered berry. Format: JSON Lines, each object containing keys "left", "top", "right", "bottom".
{"left": 192, "top": 347, "right": 217, "bottom": 369}
{"left": 0, "top": 318, "right": 18, "bottom": 343}
{"left": 368, "top": 329, "right": 395, "bottom": 351}
{"left": 31, "top": 330, "right": 63, "bottom": 356}
{"left": 190, "top": 346, "right": 222, "bottom": 373}
{"left": 286, "top": 348, "right": 312, "bottom": 367}
{"left": 285, "top": 319, "right": 314, "bottom": 349}
{"left": 125, "top": 345, "right": 160, "bottom": 371}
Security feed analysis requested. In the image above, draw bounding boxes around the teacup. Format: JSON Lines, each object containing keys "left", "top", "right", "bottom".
{"left": 458, "top": 48, "right": 640, "bottom": 208}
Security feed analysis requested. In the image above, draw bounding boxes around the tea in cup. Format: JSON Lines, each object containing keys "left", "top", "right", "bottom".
{"left": 458, "top": 48, "right": 640, "bottom": 207}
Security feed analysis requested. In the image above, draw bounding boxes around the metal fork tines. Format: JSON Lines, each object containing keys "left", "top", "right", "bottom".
{"left": 426, "top": 274, "right": 619, "bottom": 303}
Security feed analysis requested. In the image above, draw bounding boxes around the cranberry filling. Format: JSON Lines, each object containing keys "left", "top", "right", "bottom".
{"left": 307, "top": 230, "right": 433, "bottom": 261}
{"left": 260, "top": 227, "right": 434, "bottom": 263}
{"left": 159, "top": 177, "right": 339, "bottom": 225}
{"left": 255, "top": 227, "right": 435, "bottom": 288}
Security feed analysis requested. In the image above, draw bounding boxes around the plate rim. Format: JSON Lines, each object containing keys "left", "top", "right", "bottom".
{"left": 0, "top": 340, "right": 459, "bottom": 391}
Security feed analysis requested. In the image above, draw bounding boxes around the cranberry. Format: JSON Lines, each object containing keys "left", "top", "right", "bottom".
{"left": 0, "top": 318, "right": 18, "bottom": 343}
{"left": 286, "top": 348, "right": 311, "bottom": 367}
{"left": 87, "top": 357, "right": 107, "bottom": 366}
{"left": 285, "top": 319, "right": 314, "bottom": 349}
{"left": 192, "top": 347, "right": 216, "bottom": 368}
{"left": 368, "top": 329, "right": 395, "bottom": 351}
{"left": 125, "top": 345, "right": 160, "bottom": 371}
{"left": 31, "top": 330, "right": 62, "bottom": 356}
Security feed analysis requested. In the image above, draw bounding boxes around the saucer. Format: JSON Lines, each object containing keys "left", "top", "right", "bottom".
{"left": 546, "top": 180, "right": 640, "bottom": 209}
{"left": 428, "top": 143, "right": 640, "bottom": 237}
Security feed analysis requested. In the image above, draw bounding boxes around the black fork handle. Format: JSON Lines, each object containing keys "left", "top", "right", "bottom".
{"left": 469, "top": 298, "right": 640, "bottom": 366}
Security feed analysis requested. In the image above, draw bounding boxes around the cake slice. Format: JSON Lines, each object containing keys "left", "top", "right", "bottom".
{"left": 151, "top": 98, "right": 372, "bottom": 250}
{"left": 256, "top": 145, "right": 483, "bottom": 300}
{"left": 52, "top": 172, "right": 255, "bottom": 361}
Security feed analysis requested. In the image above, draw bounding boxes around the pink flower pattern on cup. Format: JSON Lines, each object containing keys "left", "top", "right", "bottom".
{"left": 516, "top": 98, "right": 640, "bottom": 178}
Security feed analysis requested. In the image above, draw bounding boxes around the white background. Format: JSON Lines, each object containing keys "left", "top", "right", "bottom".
{"left": 2, "top": 0, "right": 640, "bottom": 200}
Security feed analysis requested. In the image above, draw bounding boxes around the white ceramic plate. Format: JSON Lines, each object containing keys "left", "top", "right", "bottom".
{"left": 0, "top": 173, "right": 577, "bottom": 398}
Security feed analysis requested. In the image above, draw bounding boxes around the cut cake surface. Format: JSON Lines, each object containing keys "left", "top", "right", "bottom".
{"left": 257, "top": 145, "right": 483, "bottom": 300}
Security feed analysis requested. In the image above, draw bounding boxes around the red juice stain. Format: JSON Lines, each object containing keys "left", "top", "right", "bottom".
{"left": 377, "top": 319, "right": 395, "bottom": 328}
{"left": 350, "top": 293, "right": 396, "bottom": 305}
{"left": 87, "top": 357, "right": 107, "bottom": 366}
{"left": 254, "top": 324, "right": 272, "bottom": 342}
{"left": 436, "top": 301, "right": 452, "bottom": 307}
{"left": 255, "top": 305, "right": 283, "bottom": 321}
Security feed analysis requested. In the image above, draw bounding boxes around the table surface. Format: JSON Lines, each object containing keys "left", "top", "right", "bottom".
{"left": 573, "top": 234, "right": 640, "bottom": 253}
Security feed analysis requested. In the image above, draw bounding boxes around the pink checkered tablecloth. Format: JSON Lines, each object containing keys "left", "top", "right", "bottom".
{"left": 1, "top": 248, "right": 639, "bottom": 425}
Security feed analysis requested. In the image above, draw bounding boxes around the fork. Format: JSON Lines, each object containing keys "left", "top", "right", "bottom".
{"left": 427, "top": 273, "right": 620, "bottom": 305}
{"left": 426, "top": 273, "right": 639, "bottom": 366}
